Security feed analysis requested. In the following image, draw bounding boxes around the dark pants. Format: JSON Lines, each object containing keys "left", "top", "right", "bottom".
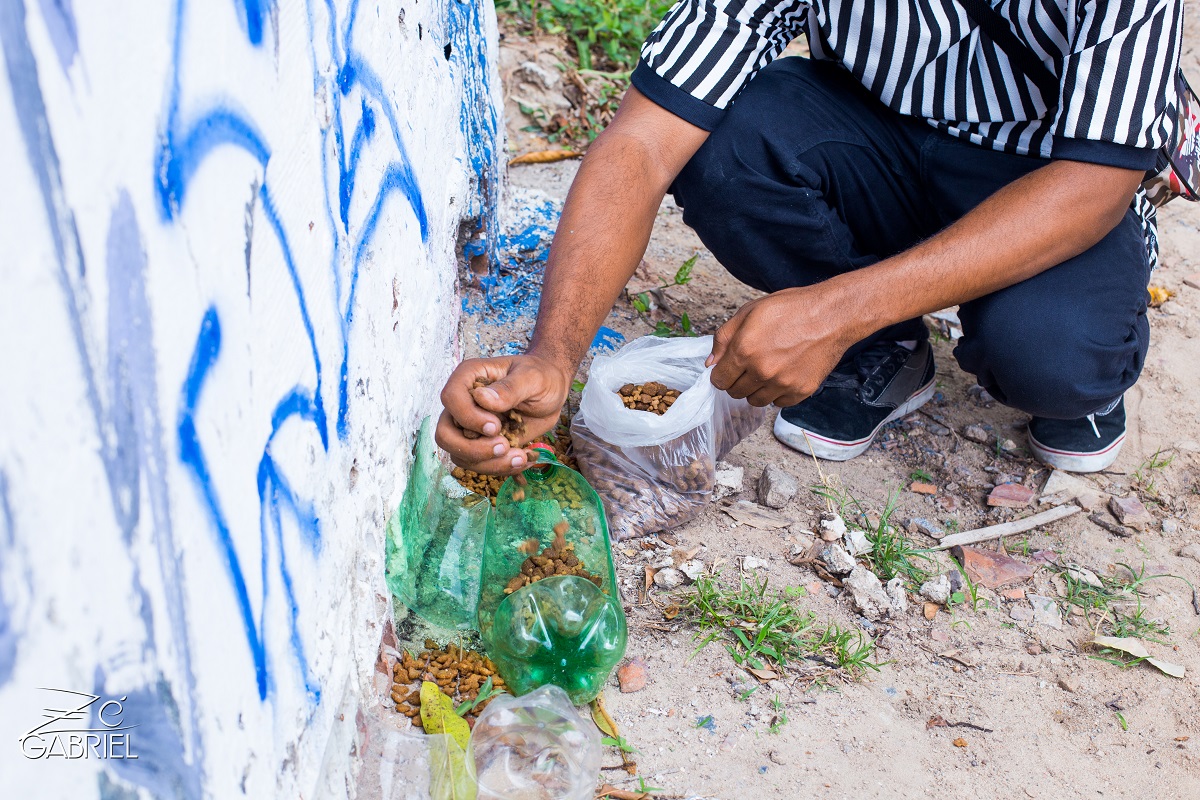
{"left": 670, "top": 58, "right": 1150, "bottom": 420}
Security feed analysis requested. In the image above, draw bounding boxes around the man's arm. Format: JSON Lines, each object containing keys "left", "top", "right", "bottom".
{"left": 707, "top": 159, "right": 1146, "bottom": 407}
{"left": 435, "top": 88, "right": 709, "bottom": 474}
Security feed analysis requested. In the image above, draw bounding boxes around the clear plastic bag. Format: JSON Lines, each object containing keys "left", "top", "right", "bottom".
{"left": 571, "top": 335, "right": 767, "bottom": 540}
{"left": 470, "top": 685, "right": 602, "bottom": 800}
{"left": 386, "top": 416, "right": 489, "bottom": 629}
{"left": 477, "top": 448, "right": 626, "bottom": 704}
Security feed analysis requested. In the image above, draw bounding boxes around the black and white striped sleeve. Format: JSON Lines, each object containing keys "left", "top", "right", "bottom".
{"left": 1051, "top": 0, "right": 1184, "bottom": 170}
{"left": 631, "top": 0, "right": 808, "bottom": 130}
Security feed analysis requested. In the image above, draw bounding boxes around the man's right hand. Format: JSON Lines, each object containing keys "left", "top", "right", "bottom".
{"left": 434, "top": 354, "right": 572, "bottom": 475}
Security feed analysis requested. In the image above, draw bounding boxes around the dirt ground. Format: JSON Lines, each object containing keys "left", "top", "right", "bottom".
{"left": 401, "top": 12, "right": 1200, "bottom": 800}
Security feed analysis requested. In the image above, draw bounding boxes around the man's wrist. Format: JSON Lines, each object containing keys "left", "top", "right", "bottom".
{"left": 524, "top": 344, "right": 578, "bottom": 386}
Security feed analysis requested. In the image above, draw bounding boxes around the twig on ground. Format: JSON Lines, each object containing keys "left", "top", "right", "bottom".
{"left": 932, "top": 504, "right": 1081, "bottom": 550}
{"left": 1088, "top": 513, "right": 1134, "bottom": 538}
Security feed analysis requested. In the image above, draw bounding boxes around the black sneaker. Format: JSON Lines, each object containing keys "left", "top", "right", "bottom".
{"left": 773, "top": 340, "right": 936, "bottom": 461}
{"left": 1028, "top": 399, "right": 1126, "bottom": 473}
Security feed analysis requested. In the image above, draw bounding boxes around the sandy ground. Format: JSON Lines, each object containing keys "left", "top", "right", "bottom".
{"left": 385, "top": 12, "right": 1200, "bottom": 800}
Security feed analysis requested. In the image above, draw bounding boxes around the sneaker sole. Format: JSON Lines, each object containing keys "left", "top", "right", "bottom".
{"left": 772, "top": 380, "right": 937, "bottom": 461}
{"left": 1027, "top": 431, "right": 1125, "bottom": 473}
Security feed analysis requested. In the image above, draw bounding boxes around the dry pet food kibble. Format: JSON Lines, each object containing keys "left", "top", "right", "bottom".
{"left": 618, "top": 382, "right": 681, "bottom": 414}
{"left": 390, "top": 641, "right": 507, "bottom": 727}
{"left": 503, "top": 520, "right": 602, "bottom": 595}
{"left": 474, "top": 377, "right": 527, "bottom": 447}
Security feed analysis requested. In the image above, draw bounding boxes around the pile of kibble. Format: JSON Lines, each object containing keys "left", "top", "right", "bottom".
{"left": 618, "top": 382, "right": 681, "bottom": 415}
{"left": 456, "top": 377, "right": 527, "bottom": 447}
{"left": 504, "top": 521, "right": 601, "bottom": 595}
{"left": 390, "top": 641, "right": 506, "bottom": 727}
{"left": 450, "top": 414, "right": 578, "bottom": 501}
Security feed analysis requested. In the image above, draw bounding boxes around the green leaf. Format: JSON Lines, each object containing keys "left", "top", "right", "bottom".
{"left": 571, "top": 379, "right": 586, "bottom": 393}
{"left": 673, "top": 254, "right": 698, "bottom": 285}
{"left": 652, "top": 321, "right": 673, "bottom": 337}
{"left": 590, "top": 695, "right": 618, "bottom": 738}
{"left": 631, "top": 292, "right": 650, "bottom": 313}
{"left": 680, "top": 312, "right": 693, "bottom": 335}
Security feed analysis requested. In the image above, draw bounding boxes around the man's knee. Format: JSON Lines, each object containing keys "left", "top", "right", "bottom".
{"left": 954, "top": 306, "right": 1149, "bottom": 420}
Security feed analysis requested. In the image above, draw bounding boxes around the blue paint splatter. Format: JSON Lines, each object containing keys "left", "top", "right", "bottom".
{"left": 36, "top": 0, "right": 77, "bottom": 74}
{"left": 0, "top": 470, "right": 17, "bottom": 687}
{"left": 591, "top": 326, "right": 626, "bottom": 352}
{"left": 462, "top": 198, "right": 561, "bottom": 327}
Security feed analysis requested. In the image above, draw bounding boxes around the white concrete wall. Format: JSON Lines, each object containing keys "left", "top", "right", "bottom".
{"left": 0, "top": 0, "right": 500, "bottom": 797}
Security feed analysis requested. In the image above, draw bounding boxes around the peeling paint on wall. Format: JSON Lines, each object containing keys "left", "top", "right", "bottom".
{"left": 0, "top": 0, "right": 501, "bottom": 796}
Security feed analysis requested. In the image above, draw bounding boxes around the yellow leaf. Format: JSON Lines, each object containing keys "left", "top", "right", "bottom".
{"left": 591, "top": 693, "right": 618, "bottom": 738}
{"left": 1148, "top": 285, "right": 1174, "bottom": 307}
{"left": 420, "top": 682, "right": 476, "bottom": 800}
{"left": 508, "top": 149, "right": 583, "bottom": 166}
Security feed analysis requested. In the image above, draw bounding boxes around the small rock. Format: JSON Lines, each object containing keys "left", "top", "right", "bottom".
{"left": 1009, "top": 605, "right": 1034, "bottom": 623}
{"left": 1056, "top": 674, "right": 1080, "bottom": 693}
{"left": 963, "top": 424, "right": 990, "bottom": 443}
{"left": 1184, "top": 271, "right": 1200, "bottom": 290}
{"left": 1028, "top": 594, "right": 1062, "bottom": 629}
{"left": 999, "top": 438, "right": 1019, "bottom": 453}
{"left": 946, "top": 570, "right": 964, "bottom": 594}
{"left": 1162, "top": 518, "right": 1180, "bottom": 535}
{"left": 1026, "top": 642, "right": 1043, "bottom": 655}
{"left": 514, "top": 60, "right": 561, "bottom": 90}
{"left": 844, "top": 567, "right": 892, "bottom": 620}
{"left": 820, "top": 514, "right": 848, "bottom": 542}
{"left": 951, "top": 545, "right": 1035, "bottom": 588}
{"left": 679, "top": 560, "right": 706, "bottom": 582}
{"left": 910, "top": 517, "right": 944, "bottom": 539}
{"left": 935, "top": 495, "right": 960, "bottom": 513}
{"left": 817, "top": 542, "right": 857, "bottom": 575}
{"left": 919, "top": 574, "right": 951, "bottom": 605}
{"left": 845, "top": 527, "right": 874, "bottom": 556}
{"left": 967, "top": 385, "right": 996, "bottom": 403}
{"left": 742, "top": 556, "right": 769, "bottom": 571}
{"left": 930, "top": 629, "right": 950, "bottom": 642}
{"left": 1039, "top": 470, "right": 1091, "bottom": 505}
{"left": 1065, "top": 565, "right": 1102, "bottom": 588}
{"left": 923, "top": 602, "right": 939, "bottom": 620}
{"left": 713, "top": 462, "right": 745, "bottom": 500}
{"left": 910, "top": 482, "right": 938, "bottom": 495}
{"left": 617, "top": 658, "right": 648, "bottom": 693}
{"left": 1000, "top": 588, "right": 1026, "bottom": 601}
{"left": 653, "top": 567, "right": 686, "bottom": 590}
{"left": 1074, "top": 490, "right": 1104, "bottom": 512}
{"left": 757, "top": 464, "right": 798, "bottom": 509}
{"left": 1109, "top": 495, "right": 1153, "bottom": 530}
{"left": 1177, "top": 543, "right": 1200, "bottom": 564}
{"left": 987, "top": 483, "right": 1036, "bottom": 508}
{"left": 885, "top": 577, "right": 908, "bottom": 614}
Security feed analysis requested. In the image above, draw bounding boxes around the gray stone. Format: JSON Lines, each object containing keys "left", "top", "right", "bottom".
{"left": 1177, "top": 543, "right": 1200, "bottom": 564}
{"left": 817, "top": 542, "right": 857, "bottom": 576}
{"left": 757, "top": 464, "right": 799, "bottom": 509}
{"left": 820, "top": 514, "right": 848, "bottom": 542}
{"left": 1009, "top": 604, "right": 1034, "bottom": 623}
{"left": 844, "top": 567, "right": 892, "bottom": 620}
{"left": 999, "top": 438, "right": 1019, "bottom": 453}
{"left": 910, "top": 517, "right": 944, "bottom": 539}
{"left": 1162, "top": 518, "right": 1180, "bottom": 535}
{"left": 742, "top": 556, "right": 769, "bottom": 571}
{"left": 678, "top": 560, "right": 706, "bottom": 582}
{"left": 963, "top": 424, "right": 990, "bottom": 443}
{"left": 1028, "top": 594, "right": 1062, "bottom": 629}
{"left": 653, "top": 567, "right": 686, "bottom": 590}
{"left": 885, "top": 576, "right": 908, "bottom": 615}
{"left": 714, "top": 462, "right": 744, "bottom": 500}
{"left": 1039, "top": 469, "right": 1092, "bottom": 505}
{"left": 845, "top": 527, "right": 874, "bottom": 556}
{"left": 919, "top": 574, "right": 951, "bottom": 605}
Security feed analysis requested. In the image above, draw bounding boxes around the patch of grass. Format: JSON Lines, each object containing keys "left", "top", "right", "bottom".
{"left": 684, "top": 572, "right": 879, "bottom": 679}
{"left": 1053, "top": 561, "right": 1189, "bottom": 657}
{"left": 601, "top": 735, "right": 638, "bottom": 753}
{"left": 498, "top": 0, "right": 675, "bottom": 70}
{"left": 1132, "top": 448, "right": 1175, "bottom": 498}
{"left": 812, "top": 484, "right": 935, "bottom": 586}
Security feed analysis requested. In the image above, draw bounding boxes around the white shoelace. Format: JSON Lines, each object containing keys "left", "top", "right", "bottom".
{"left": 1087, "top": 414, "right": 1101, "bottom": 438}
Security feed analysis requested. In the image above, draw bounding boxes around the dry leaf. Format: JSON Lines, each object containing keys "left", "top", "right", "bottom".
{"left": 927, "top": 715, "right": 949, "bottom": 729}
{"left": 1092, "top": 636, "right": 1186, "bottom": 678}
{"left": 591, "top": 694, "right": 618, "bottom": 738}
{"left": 420, "top": 682, "right": 475, "bottom": 800}
{"left": 952, "top": 737, "right": 968, "bottom": 748}
{"left": 745, "top": 667, "right": 780, "bottom": 681}
{"left": 508, "top": 149, "right": 583, "bottom": 165}
{"left": 663, "top": 603, "right": 681, "bottom": 620}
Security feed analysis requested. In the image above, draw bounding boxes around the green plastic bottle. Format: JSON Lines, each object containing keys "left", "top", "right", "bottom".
{"left": 477, "top": 447, "right": 627, "bottom": 704}
{"left": 385, "top": 416, "right": 487, "bottom": 630}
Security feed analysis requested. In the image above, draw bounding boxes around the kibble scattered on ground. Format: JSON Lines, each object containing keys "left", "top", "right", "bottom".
{"left": 390, "top": 641, "right": 506, "bottom": 727}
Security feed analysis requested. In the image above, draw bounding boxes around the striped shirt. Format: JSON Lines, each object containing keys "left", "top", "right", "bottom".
{"left": 633, "top": 0, "right": 1186, "bottom": 264}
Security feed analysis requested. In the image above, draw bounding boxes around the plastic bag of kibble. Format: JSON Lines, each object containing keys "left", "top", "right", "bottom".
{"left": 571, "top": 335, "right": 768, "bottom": 540}
{"left": 477, "top": 447, "right": 626, "bottom": 704}
{"left": 385, "top": 416, "right": 488, "bottom": 630}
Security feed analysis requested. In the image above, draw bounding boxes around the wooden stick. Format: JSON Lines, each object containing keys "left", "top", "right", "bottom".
{"left": 932, "top": 504, "right": 1081, "bottom": 550}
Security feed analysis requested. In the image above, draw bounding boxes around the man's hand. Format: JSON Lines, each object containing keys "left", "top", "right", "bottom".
{"left": 706, "top": 283, "right": 861, "bottom": 408}
{"left": 435, "top": 354, "right": 571, "bottom": 475}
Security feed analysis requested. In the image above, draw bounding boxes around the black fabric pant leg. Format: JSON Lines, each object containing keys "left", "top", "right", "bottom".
{"left": 920, "top": 134, "right": 1153, "bottom": 420}
{"left": 670, "top": 57, "right": 941, "bottom": 357}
